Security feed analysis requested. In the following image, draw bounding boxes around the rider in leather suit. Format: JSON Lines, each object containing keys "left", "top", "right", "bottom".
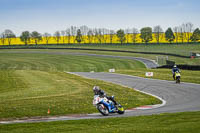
{"left": 172, "top": 65, "right": 180, "bottom": 80}
{"left": 93, "top": 86, "right": 117, "bottom": 105}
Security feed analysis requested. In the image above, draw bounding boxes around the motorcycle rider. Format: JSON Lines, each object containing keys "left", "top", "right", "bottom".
{"left": 172, "top": 65, "right": 180, "bottom": 80}
{"left": 93, "top": 86, "right": 117, "bottom": 105}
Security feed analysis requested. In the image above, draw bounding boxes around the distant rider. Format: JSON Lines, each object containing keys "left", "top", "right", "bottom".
{"left": 93, "top": 86, "right": 117, "bottom": 105}
{"left": 172, "top": 65, "right": 180, "bottom": 80}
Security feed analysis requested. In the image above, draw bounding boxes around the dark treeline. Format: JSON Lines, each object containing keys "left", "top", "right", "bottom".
{"left": 0, "top": 22, "right": 200, "bottom": 45}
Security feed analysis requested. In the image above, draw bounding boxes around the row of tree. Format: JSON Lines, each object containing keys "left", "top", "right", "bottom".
{"left": 1, "top": 22, "right": 200, "bottom": 45}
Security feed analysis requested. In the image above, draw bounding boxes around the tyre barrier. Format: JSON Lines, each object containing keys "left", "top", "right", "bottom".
{"left": 157, "top": 64, "right": 200, "bottom": 70}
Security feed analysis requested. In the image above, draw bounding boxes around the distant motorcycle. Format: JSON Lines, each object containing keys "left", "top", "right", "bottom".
{"left": 93, "top": 95, "right": 124, "bottom": 116}
{"left": 175, "top": 71, "right": 181, "bottom": 84}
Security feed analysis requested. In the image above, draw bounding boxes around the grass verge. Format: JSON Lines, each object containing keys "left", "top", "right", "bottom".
{"left": 1, "top": 49, "right": 199, "bottom": 65}
{"left": 0, "top": 52, "right": 145, "bottom": 71}
{"left": 1, "top": 44, "right": 200, "bottom": 56}
{"left": 0, "top": 111, "right": 200, "bottom": 133}
{"left": 0, "top": 70, "right": 160, "bottom": 120}
{"left": 117, "top": 69, "right": 200, "bottom": 84}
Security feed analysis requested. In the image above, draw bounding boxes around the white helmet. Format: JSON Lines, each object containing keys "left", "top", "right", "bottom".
{"left": 93, "top": 86, "right": 100, "bottom": 93}
{"left": 174, "top": 65, "right": 177, "bottom": 68}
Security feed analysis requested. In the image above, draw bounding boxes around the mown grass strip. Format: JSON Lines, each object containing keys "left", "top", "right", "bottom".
{"left": 0, "top": 111, "right": 200, "bottom": 133}
{"left": 1, "top": 49, "right": 199, "bottom": 65}
{"left": 0, "top": 53, "right": 146, "bottom": 72}
{"left": 0, "top": 70, "right": 160, "bottom": 120}
{"left": 1, "top": 43, "right": 200, "bottom": 56}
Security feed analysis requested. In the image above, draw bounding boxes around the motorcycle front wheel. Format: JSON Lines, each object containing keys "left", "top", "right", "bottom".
{"left": 117, "top": 104, "right": 125, "bottom": 114}
{"left": 97, "top": 104, "right": 109, "bottom": 116}
{"left": 176, "top": 77, "right": 180, "bottom": 84}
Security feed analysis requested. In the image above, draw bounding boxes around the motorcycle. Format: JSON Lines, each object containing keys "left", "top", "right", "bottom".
{"left": 93, "top": 95, "right": 124, "bottom": 116}
{"left": 175, "top": 71, "right": 181, "bottom": 84}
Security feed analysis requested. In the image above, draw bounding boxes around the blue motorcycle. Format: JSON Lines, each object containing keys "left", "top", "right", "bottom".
{"left": 93, "top": 95, "right": 124, "bottom": 116}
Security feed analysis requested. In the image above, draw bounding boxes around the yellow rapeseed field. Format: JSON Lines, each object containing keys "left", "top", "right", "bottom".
{"left": 0, "top": 33, "right": 191, "bottom": 45}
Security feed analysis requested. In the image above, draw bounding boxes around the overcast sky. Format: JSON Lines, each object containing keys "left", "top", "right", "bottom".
{"left": 0, "top": 0, "right": 199, "bottom": 36}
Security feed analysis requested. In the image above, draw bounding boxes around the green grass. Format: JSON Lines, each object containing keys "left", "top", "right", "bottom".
{"left": 64, "top": 43, "right": 200, "bottom": 56}
{"left": 1, "top": 48, "right": 200, "bottom": 65}
{"left": 0, "top": 49, "right": 199, "bottom": 83}
{"left": 117, "top": 69, "right": 200, "bottom": 84}
{"left": 58, "top": 49, "right": 200, "bottom": 65}
{"left": 2, "top": 43, "right": 200, "bottom": 56}
{"left": 0, "top": 52, "right": 145, "bottom": 72}
{"left": 0, "top": 70, "right": 160, "bottom": 120}
{"left": 1, "top": 111, "right": 200, "bottom": 133}
{"left": 0, "top": 52, "right": 159, "bottom": 120}
{"left": 0, "top": 48, "right": 199, "bottom": 132}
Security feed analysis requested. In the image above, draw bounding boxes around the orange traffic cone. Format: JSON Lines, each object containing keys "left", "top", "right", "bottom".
{"left": 47, "top": 108, "right": 50, "bottom": 114}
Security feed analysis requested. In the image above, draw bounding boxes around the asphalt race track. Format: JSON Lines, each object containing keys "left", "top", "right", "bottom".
{"left": 1, "top": 72, "right": 200, "bottom": 124}
{"left": 0, "top": 52, "right": 200, "bottom": 124}
{"left": 72, "top": 72, "right": 200, "bottom": 115}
